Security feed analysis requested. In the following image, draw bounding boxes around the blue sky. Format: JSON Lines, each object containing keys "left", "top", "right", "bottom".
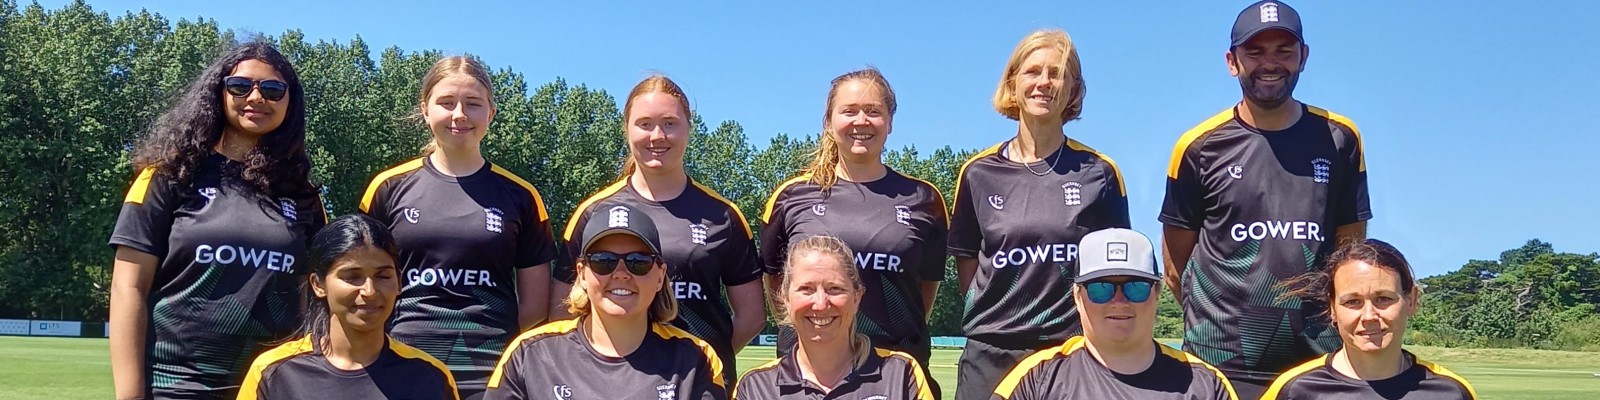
{"left": 46, "top": 0, "right": 1599, "bottom": 278}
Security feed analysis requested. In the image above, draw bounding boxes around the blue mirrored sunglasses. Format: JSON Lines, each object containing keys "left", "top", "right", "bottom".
{"left": 1082, "top": 280, "right": 1154, "bottom": 304}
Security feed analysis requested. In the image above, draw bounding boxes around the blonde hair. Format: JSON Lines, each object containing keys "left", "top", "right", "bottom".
{"left": 564, "top": 257, "right": 679, "bottom": 324}
{"left": 619, "top": 75, "right": 692, "bottom": 178}
{"left": 992, "top": 29, "right": 1086, "bottom": 124}
{"left": 774, "top": 236, "right": 864, "bottom": 326}
{"left": 416, "top": 55, "right": 496, "bottom": 155}
{"left": 802, "top": 68, "right": 898, "bottom": 191}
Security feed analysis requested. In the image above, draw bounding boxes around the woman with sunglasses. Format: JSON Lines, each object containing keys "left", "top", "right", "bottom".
{"left": 488, "top": 206, "right": 726, "bottom": 399}
{"left": 1263, "top": 240, "right": 1477, "bottom": 400}
{"left": 759, "top": 67, "right": 948, "bottom": 396}
{"left": 949, "top": 29, "right": 1131, "bottom": 400}
{"left": 238, "top": 214, "right": 458, "bottom": 400}
{"left": 994, "top": 229, "right": 1236, "bottom": 400}
{"left": 110, "top": 38, "right": 326, "bottom": 400}
{"left": 735, "top": 236, "right": 935, "bottom": 400}
{"left": 551, "top": 75, "right": 763, "bottom": 386}
{"left": 359, "top": 56, "right": 556, "bottom": 400}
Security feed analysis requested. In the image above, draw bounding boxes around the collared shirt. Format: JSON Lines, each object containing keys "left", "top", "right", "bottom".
{"left": 734, "top": 345, "right": 934, "bottom": 400}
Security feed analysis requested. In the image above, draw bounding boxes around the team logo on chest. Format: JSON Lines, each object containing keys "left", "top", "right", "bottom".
{"left": 1311, "top": 158, "right": 1332, "bottom": 184}
{"left": 656, "top": 383, "right": 677, "bottom": 400}
{"left": 810, "top": 203, "right": 827, "bottom": 216}
{"left": 609, "top": 206, "right": 631, "bottom": 227}
{"left": 689, "top": 223, "right": 709, "bottom": 245}
{"left": 894, "top": 205, "right": 912, "bottom": 225}
{"left": 484, "top": 207, "right": 504, "bottom": 233}
{"left": 1062, "top": 182, "right": 1083, "bottom": 206}
{"left": 402, "top": 207, "right": 421, "bottom": 224}
{"left": 987, "top": 194, "right": 1005, "bottom": 210}
{"left": 277, "top": 198, "right": 298, "bottom": 221}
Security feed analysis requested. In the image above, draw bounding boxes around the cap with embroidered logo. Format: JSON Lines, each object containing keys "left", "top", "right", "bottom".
{"left": 1232, "top": 0, "right": 1303, "bottom": 47}
{"left": 1076, "top": 228, "right": 1160, "bottom": 281}
{"left": 580, "top": 204, "right": 662, "bottom": 255}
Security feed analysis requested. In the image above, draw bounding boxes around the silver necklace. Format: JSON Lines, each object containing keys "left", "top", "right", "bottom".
{"left": 1014, "top": 141, "right": 1061, "bottom": 176}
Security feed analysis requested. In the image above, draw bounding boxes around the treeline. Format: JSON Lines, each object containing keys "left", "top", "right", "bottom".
{"left": 2, "top": 1, "right": 1595, "bottom": 348}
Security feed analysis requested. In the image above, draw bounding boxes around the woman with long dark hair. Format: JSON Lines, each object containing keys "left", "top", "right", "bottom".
{"left": 238, "top": 215, "right": 457, "bottom": 400}
{"left": 109, "top": 38, "right": 326, "bottom": 400}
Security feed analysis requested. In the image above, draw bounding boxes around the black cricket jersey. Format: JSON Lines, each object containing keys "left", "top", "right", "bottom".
{"left": 484, "top": 319, "right": 727, "bottom": 400}
{"left": 733, "top": 346, "right": 935, "bottom": 400}
{"left": 1160, "top": 105, "right": 1372, "bottom": 380}
{"left": 1263, "top": 351, "right": 1477, "bottom": 400}
{"left": 109, "top": 154, "right": 327, "bottom": 399}
{"left": 760, "top": 170, "right": 948, "bottom": 365}
{"left": 991, "top": 336, "right": 1237, "bottom": 400}
{"left": 238, "top": 335, "right": 460, "bottom": 400}
{"left": 948, "top": 138, "right": 1131, "bottom": 344}
{"left": 360, "top": 157, "right": 559, "bottom": 395}
{"left": 555, "top": 177, "right": 762, "bottom": 381}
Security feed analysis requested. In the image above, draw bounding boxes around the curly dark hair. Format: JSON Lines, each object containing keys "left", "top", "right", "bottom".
{"left": 131, "top": 37, "right": 314, "bottom": 198}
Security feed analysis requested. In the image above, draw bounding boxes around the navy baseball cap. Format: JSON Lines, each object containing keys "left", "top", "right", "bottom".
{"left": 580, "top": 205, "right": 662, "bottom": 256}
{"left": 1232, "top": 0, "right": 1303, "bottom": 47}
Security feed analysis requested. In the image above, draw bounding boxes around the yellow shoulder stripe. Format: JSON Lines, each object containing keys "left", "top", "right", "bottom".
{"left": 236, "top": 335, "right": 316, "bottom": 400}
{"left": 1262, "top": 355, "right": 1325, "bottom": 400}
{"left": 489, "top": 164, "right": 548, "bottom": 222}
{"left": 390, "top": 338, "right": 461, "bottom": 400}
{"left": 122, "top": 167, "right": 157, "bottom": 204}
{"left": 951, "top": 142, "right": 1004, "bottom": 210}
{"left": 1307, "top": 106, "right": 1366, "bottom": 172}
{"left": 1417, "top": 358, "right": 1479, "bottom": 399}
{"left": 732, "top": 357, "right": 784, "bottom": 400}
{"left": 1168, "top": 108, "right": 1235, "bottom": 179}
{"left": 760, "top": 174, "right": 811, "bottom": 223}
{"left": 653, "top": 322, "right": 726, "bottom": 388}
{"left": 1066, "top": 138, "right": 1127, "bottom": 196}
{"left": 359, "top": 158, "right": 425, "bottom": 213}
{"left": 875, "top": 348, "right": 936, "bottom": 400}
{"left": 903, "top": 173, "right": 949, "bottom": 228}
{"left": 1158, "top": 343, "right": 1241, "bottom": 400}
{"left": 693, "top": 180, "right": 753, "bottom": 240}
{"left": 487, "top": 319, "right": 581, "bottom": 389}
{"left": 993, "top": 336, "right": 1083, "bottom": 399}
{"left": 562, "top": 179, "right": 629, "bottom": 241}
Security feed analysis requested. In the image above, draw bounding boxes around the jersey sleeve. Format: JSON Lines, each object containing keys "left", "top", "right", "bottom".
{"left": 109, "top": 167, "right": 177, "bottom": 257}
{"left": 483, "top": 349, "right": 530, "bottom": 400}
{"left": 1098, "top": 163, "right": 1133, "bottom": 229}
{"left": 720, "top": 217, "right": 763, "bottom": 286}
{"left": 358, "top": 175, "right": 395, "bottom": 225}
{"left": 920, "top": 185, "right": 951, "bottom": 282}
{"left": 758, "top": 189, "right": 792, "bottom": 277}
{"left": 692, "top": 357, "right": 730, "bottom": 400}
{"left": 1159, "top": 139, "right": 1205, "bottom": 230}
{"left": 990, "top": 367, "right": 1042, "bottom": 400}
{"left": 947, "top": 167, "right": 981, "bottom": 259}
{"left": 903, "top": 357, "right": 937, "bottom": 400}
{"left": 555, "top": 204, "right": 596, "bottom": 284}
{"left": 516, "top": 192, "right": 558, "bottom": 269}
{"left": 1337, "top": 129, "right": 1372, "bottom": 226}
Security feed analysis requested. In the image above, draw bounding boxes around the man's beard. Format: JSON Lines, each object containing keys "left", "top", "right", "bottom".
{"left": 1238, "top": 67, "right": 1299, "bottom": 110}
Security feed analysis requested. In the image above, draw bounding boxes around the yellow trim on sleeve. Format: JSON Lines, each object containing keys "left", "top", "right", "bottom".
{"left": 692, "top": 180, "right": 753, "bottom": 240}
{"left": 993, "top": 336, "right": 1085, "bottom": 399}
{"left": 561, "top": 179, "right": 629, "bottom": 241}
{"left": 1065, "top": 138, "right": 1127, "bottom": 196}
{"left": 122, "top": 167, "right": 157, "bottom": 204}
{"left": 486, "top": 319, "right": 581, "bottom": 389}
{"left": 732, "top": 357, "right": 784, "bottom": 400}
{"left": 1262, "top": 355, "right": 1326, "bottom": 400}
{"left": 1157, "top": 343, "right": 1241, "bottom": 400}
{"left": 1307, "top": 106, "right": 1366, "bottom": 172}
{"left": 760, "top": 174, "right": 811, "bottom": 223}
{"left": 358, "top": 158, "right": 425, "bottom": 213}
{"left": 653, "top": 322, "right": 727, "bottom": 389}
{"left": 951, "top": 143, "right": 1004, "bottom": 211}
{"left": 236, "top": 335, "right": 315, "bottom": 400}
{"left": 390, "top": 338, "right": 461, "bottom": 400}
{"left": 1167, "top": 108, "right": 1236, "bottom": 179}
{"left": 489, "top": 164, "right": 548, "bottom": 222}
{"left": 874, "top": 348, "right": 936, "bottom": 400}
{"left": 1417, "top": 358, "right": 1480, "bottom": 400}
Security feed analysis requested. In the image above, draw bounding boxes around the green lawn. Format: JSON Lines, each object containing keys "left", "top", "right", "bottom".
{"left": 5, "top": 336, "right": 1598, "bottom": 399}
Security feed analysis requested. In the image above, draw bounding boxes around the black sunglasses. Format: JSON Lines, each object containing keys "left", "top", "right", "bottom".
{"left": 583, "top": 251, "right": 659, "bottom": 276}
{"left": 222, "top": 76, "right": 289, "bottom": 102}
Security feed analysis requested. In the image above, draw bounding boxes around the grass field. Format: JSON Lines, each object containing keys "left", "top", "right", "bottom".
{"left": 4, "top": 336, "right": 1598, "bottom": 399}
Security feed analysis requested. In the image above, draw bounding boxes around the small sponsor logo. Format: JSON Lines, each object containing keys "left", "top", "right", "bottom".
{"left": 197, "top": 187, "right": 218, "bottom": 200}
{"left": 864, "top": 396, "right": 890, "bottom": 400}
{"left": 1260, "top": 2, "right": 1280, "bottom": 23}
{"left": 608, "top": 206, "right": 630, "bottom": 228}
{"left": 1228, "top": 165, "right": 1244, "bottom": 179}
{"left": 551, "top": 384, "right": 572, "bottom": 400}
{"left": 689, "top": 223, "right": 709, "bottom": 245}
{"left": 484, "top": 208, "right": 504, "bottom": 233}
{"left": 402, "top": 207, "right": 421, "bottom": 224}
{"left": 894, "top": 205, "right": 912, "bottom": 225}
{"left": 1062, "top": 182, "right": 1083, "bottom": 206}
{"left": 1108, "top": 242, "right": 1129, "bottom": 262}
{"left": 810, "top": 203, "right": 827, "bottom": 216}
{"left": 987, "top": 194, "right": 1005, "bottom": 210}
{"left": 1230, "top": 220, "right": 1325, "bottom": 242}
{"left": 1311, "top": 158, "right": 1331, "bottom": 184}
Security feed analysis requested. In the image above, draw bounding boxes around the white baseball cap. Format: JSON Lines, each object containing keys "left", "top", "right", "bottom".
{"left": 1076, "top": 228, "right": 1160, "bottom": 281}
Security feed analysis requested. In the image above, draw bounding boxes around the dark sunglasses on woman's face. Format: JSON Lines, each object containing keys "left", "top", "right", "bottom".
{"left": 1081, "top": 279, "right": 1155, "bottom": 304}
{"left": 583, "top": 251, "right": 659, "bottom": 276}
{"left": 223, "top": 76, "right": 289, "bottom": 102}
